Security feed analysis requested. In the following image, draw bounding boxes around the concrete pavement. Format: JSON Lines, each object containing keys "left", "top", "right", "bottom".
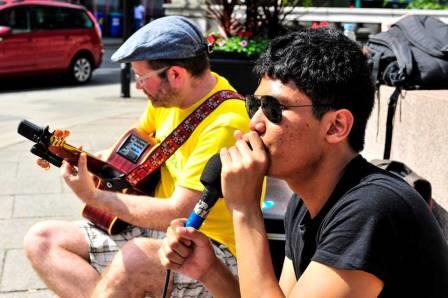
{"left": 0, "top": 79, "right": 147, "bottom": 296}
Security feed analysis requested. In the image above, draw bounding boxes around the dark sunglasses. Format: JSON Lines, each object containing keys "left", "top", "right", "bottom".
{"left": 245, "top": 95, "right": 321, "bottom": 124}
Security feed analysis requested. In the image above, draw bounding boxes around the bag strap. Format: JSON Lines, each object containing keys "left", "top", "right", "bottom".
{"left": 383, "top": 87, "right": 401, "bottom": 159}
{"left": 387, "top": 32, "right": 413, "bottom": 78}
{"left": 395, "top": 15, "right": 448, "bottom": 58}
{"left": 126, "top": 90, "right": 244, "bottom": 186}
{"left": 370, "top": 48, "right": 382, "bottom": 86}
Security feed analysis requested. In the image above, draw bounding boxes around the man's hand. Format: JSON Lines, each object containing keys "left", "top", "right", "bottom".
{"left": 36, "top": 159, "right": 51, "bottom": 170}
{"left": 159, "top": 219, "right": 218, "bottom": 282}
{"left": 220, "top": 130, "right": 268, "bottom": 213}
{"left": 61, "top": 153, "right": 97, "bottom": 204}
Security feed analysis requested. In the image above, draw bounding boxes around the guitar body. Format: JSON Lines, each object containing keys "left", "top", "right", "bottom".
{"left": 80, "top": 128, "right": 160, "bottom": 235}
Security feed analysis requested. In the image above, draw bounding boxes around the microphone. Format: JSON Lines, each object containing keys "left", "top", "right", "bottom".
{"left": 185, "top": 154, "right": 222, "bottom": 229}
{"left": 162, "top": 154, "right": 222, "bottom": 298}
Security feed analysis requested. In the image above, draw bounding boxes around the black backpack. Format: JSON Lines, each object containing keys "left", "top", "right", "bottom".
{"left": 371, "top": 159, "right": 432, "bottom": 206}
{"left": 365, "top": 15, "right": 448, "bottom": 159}
{"left": 366, "top": 15, "right": 448, "bottom": 90}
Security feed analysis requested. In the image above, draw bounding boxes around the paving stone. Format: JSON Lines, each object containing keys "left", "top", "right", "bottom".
{"left": 61, "top": 183, "right": 75, "bottom": 194}
{"left": 0, "top": 218, "right": 76, "bottom": 250}
{"left": 0, "top": 219, "right": 37, "bottom": 250}
{"left": 16, "top": 162, "right": 60, "bottom": 180}
{"left": 5, "top": 151, "right": 38, "bottom": 165}
{"left": 0, "top": 180, "right": 17, "bottom": 197}
{"left": 14, "top": 194, "right": 83, "bottom": 218}
{"left": 0, "top": 163, "right": 17, "bottom": 179}
{"left": 5, "top": 177, "right": 62, "bottom": 196}
{"left": 0, "top": 197, "right": 13, "bottom": 219}
{"left": 0, "top": 289, "right": 55, "bottom": 297}
{"left": 0, "top": 150, "right": 25, "bottom": 163}
{"left": 0, "top": 249, "right": 46, "bottom": 293}
{"left": 0, "top": 250, "right": 4, "bottom": 281}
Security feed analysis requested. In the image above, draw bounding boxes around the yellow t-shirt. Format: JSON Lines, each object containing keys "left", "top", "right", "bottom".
{"left": 138, "top": 73, "right": 249, "bottom": 255}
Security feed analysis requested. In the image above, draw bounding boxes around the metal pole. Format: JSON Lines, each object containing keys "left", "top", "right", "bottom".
{"left": 120, "top": 62, "right": 131, "bottom": 98}
{"left": 120, "top": 0, "right": 134, "bottom": 98}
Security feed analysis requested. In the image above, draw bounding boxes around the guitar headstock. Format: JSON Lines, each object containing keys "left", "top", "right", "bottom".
{"left": 50, "top": 129, "right": 71, "bottom": 147}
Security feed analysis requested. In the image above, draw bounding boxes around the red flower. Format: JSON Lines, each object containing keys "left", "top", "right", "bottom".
{"left": 207, "top": 35, "right": 217, "bottom": 44}
{"left": 238, "top": 31, "right": 253, "bottom": 38}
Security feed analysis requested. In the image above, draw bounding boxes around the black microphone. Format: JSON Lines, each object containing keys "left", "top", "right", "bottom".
{"left": 185, "top": 154, "right": 222, "bottom": 229}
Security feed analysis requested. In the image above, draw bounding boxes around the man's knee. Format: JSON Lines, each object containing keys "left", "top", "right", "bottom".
{"left": 24, "top": 221, "right": 57, "bottom": 260}
{"left": 120, "top": 238, "right": 162, "bottom": 273}
{"left": 96, "top": 238, "right": 163, "bottom": 296}
{"left": 104, "top": 238, "right": 164, "bottom": 286}
{"left": 24, "top": 221, "right": 87, "bottom": 262}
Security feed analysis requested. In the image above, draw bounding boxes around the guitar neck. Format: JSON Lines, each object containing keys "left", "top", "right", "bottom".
{"left": 49, "top": 143, "right": 122, "bottom": 179}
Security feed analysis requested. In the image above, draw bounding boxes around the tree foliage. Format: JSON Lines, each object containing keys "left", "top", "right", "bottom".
{"left": 205, "top": 0, "right": 305, "bottom": 38}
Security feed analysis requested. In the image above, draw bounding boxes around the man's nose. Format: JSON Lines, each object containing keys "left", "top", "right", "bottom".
{"left": 250, "top": 109, "right": 267, "bottom": 134}
{"left": 135, "top": 80, "right": 143, "bottom": 90}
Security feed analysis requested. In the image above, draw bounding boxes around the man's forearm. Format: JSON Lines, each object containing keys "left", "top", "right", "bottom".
{"left": 85, "top": 190, "right": 183, "bottom": 230}
{"left": 233, "top": 207, "right": 284, "bottom": 298}
{"left": 200, "top": 258, "right": 240, "bottom": 298}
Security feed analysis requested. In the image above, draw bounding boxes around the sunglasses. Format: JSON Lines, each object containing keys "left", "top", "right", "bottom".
{"left": 245, "top": 95, "right": 322, "bottom": 124}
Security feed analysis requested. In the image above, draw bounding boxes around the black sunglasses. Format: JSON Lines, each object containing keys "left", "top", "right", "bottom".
{"left": 245, "top": 95, "right": 322, "bottom": 124}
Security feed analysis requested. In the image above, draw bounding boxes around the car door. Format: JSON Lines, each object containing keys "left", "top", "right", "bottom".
{"left": 29, "top": 5, "right": 67, "bottom": 71}
{"left": 0, "top": 6, "right": 36, "bottom": 75}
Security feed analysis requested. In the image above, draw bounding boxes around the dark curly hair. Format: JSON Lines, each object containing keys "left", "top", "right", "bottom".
{"left": 253, "top": 28, "right": 374, "bottom": 152}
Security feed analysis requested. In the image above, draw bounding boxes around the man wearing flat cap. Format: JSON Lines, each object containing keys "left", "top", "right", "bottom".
{"left": 25, "top": 16, "right": 251, "bottom": 297}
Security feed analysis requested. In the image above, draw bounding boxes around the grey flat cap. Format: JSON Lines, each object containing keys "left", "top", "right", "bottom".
{"left": 111, "top": 16, "right": 207, "bottom": 63}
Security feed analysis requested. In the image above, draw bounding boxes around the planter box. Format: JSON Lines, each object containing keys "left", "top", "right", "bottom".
{"left": 210, "top": 55, "right": 258, "bottom": 96}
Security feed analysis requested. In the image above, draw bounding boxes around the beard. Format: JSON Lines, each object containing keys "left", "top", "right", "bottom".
{"left": 145, "top": 80, "right": 179, "bottom": 108}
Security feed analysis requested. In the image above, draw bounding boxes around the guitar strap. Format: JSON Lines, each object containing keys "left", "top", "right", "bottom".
{"left": 125, "top": 90, "right": 244, "bottom": 187}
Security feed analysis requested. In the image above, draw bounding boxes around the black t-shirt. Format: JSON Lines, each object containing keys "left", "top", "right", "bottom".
{"left": 284, "top": 155, "right": 448, "bottom": 297}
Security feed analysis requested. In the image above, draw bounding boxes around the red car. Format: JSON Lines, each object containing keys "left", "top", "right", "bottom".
{"left": 0, "top": 0, "right": 103, "bottom": 83}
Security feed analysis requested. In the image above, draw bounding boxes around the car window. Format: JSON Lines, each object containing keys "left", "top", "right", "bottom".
{"left": 30, "top": 5, "right": 63, "bottom": 31}
{"left": 29, "top": 6, "right": 93, "bottom": 31}
{"left": 60, "top": 8, "right": 93, "bottom": 29}
{"left": 0, "top": 7, "right": 30, "bottom": 33}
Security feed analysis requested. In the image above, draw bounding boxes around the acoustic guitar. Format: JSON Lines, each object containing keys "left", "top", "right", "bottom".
{"left": 18, "top": 91, "right": 244, "bottom": 234}
{"left": 17, "top": 119, "right": 160, "bottom": 234}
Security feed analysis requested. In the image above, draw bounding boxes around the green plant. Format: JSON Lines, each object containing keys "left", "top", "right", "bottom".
{"left": 407, "top": 0, "right": 448, "bottom": 9}
{"left": 207, "top": 33, "right": 271, "bottom": 57}
{"left": 205, "top": 0, "right": 305, "bottom": 58}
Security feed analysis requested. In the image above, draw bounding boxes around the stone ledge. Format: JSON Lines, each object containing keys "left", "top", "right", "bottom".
{"left": 364, "top": 86, "right": 448, "bottom": 235}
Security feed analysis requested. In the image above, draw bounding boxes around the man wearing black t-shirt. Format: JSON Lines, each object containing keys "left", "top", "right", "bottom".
{"left": 159, "top": 29, "right": 448, "bottom": 297}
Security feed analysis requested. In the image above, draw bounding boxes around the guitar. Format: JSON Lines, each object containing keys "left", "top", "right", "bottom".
{"left": 18, "top": 91, "right": 244, "bottom": 234}
{"left": 17, "top": 119, "right": 160, "bottom": 234}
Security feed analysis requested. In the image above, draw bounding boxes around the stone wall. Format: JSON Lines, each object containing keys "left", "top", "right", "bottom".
{"left": 363, "top": 86, "right": 448, "bottom": 234}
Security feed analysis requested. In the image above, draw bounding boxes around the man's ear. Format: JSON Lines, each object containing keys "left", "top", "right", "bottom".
{"left": 325, "top": 109, "right": 354, "bottom": 144}
{"left": 166, "top": 66, "right": 186, "bottom": 89}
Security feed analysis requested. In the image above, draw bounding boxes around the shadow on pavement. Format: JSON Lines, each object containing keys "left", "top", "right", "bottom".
{"left": 0, "top": 70, "right": 122, "bottom": 93}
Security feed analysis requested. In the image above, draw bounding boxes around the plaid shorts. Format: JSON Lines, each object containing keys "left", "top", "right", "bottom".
{"left": 78, "top": 221, "right": 237, "bottom": 297}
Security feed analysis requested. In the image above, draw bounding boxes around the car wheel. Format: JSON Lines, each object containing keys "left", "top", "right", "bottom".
{"left": 70, "top": 55, "right": 92, "bottom": 83}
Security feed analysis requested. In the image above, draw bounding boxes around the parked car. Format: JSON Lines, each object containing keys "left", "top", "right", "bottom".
{"left": 0, "top": 0, "right": 103, "bottom": 83}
